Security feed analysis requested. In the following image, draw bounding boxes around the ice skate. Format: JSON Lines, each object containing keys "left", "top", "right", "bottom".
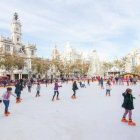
{"left": 16, "top": 98, "right": 21, "bottom": 103}
{"left": 16, "top": 99, "right": 19, "bottom": 103}
{"left": 121, "top": 118, "right": 128, "bottom": 122}
{"left": 128, "top": 120, "right": 136, "bottom": 126}
{"left": 7, "top": 111, "right": 10, "bottom": 115}
{"left": 4, "top": 111, "right": 10, "bottom": 116}
{"left": 73, "top": 96, "right": 76, "bottom": 99}
{"left": 4, "top": 113, "right": 8, "bottom": 116}
{"left": 71, "top": 95, "right": 74, "bottom": 99}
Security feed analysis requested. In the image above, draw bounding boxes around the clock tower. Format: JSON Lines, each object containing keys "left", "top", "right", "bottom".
{"left": 11, "top": 12, "right": 22, "bottom": 50}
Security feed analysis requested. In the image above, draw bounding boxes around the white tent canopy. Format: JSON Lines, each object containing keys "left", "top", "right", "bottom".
{"left": 108, "top": 66, "right": 120, "bottom": 72}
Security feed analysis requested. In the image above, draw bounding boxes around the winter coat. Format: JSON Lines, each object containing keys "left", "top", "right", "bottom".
{"left": 54, "top": 83, "right": 61, "bottom": 91}
{"left": 36, "top": 85, "right": 41, "bottom": 91}
{"left": 15, "top": 83, "right": 22, "bottom": 94}
{"left": 27, "top": 81, "right": 32, "bottom": 87}
{"left": 122, "top": 92, "right": 135, "bottom": 110}
{"left": 100, "top": 78, "right": 104, "bottom": 84}
{"left": 106, "top": 83, "right": 111, "bottom": 90}
{"left": 72, "top": 83, "right": 78, "bottom": 91}
{"left": 1, "top": 92, "right": 16, "bottom": 101}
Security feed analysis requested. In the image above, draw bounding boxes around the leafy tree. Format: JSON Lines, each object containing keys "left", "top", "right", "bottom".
{"left": 132, "top": 65, "right": 140, "bottom": 74}
{"left": 32, "top": 57, "right": 50, "bottom": 77}
{"left": 1, "top": 54, "right": 23, "bottom": 71}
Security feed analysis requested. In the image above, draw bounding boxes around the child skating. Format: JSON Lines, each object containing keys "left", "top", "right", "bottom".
{"left": 36, "top": 82, "right": 41, "bottom": 97}
{"left": 0, "top": 87, "right": 16, "bottom": 116}
{"left": 100, "top": 77, "right": 104, "bottom": 89}
{"left": 126, "top": 77, "right": 130, "bottom": 86}
{"left": 15, "top": 80, "right": 23, "bottom": 103}
{"left": 87, "top": 79, "right": 90, "bottom": 86}
{"left": 79, "top": 81, "right": 86, "bottom": 88}
{"left": 106, "top": 80, "right": 111, "bottom": 96}
{"left": 27, "top": 80, "right": 32, "bottom": 93}
{"left": 52, "top": 80, "right": 62, "bottom": 101}
{"left": 121, "top": 88, "right": 136, "bottom": 126}
{"left": 71, "top": 81, "right": 78, "bottom": 99}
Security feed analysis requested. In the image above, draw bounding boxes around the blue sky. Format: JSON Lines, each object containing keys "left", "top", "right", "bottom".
{"left": 0, "top": 0, "right": 140, "bottom": 60}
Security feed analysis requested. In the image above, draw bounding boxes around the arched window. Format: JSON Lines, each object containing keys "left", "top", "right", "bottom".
{"left": 31, "top": 50, "right": 34, "bottom": 55}
{"left": 5, "top": 45, "right": 10, "bottom": 52}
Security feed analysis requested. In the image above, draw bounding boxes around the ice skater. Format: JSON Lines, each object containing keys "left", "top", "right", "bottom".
{"left": 27, "top": 80, "right": 32, "bottom": 93}
{"left": 121, "top": 88, "right": 136, "bottom": 126}
{"left": 87, "top": 79, "right": 90, "bottom": 86}
{"left": 80, "top": 81, "right": 86, "bottom": 88}
{"left": 100, "top": 77, "right": 104, "bottom": 89}
{"left": 45, "top": 79, "right": 48, "bottom": 87}
{"left": 0, "top": 87, "right": 16, "bottom": 116}
{"left": 106, "top": 80, "right": 111, "bottom": 96}
{"left": 36, "top": 82, "right": 41, "bottom": 97}
{"left": 15, "top": 80, "right": 23, "bottom": 103}
{"left": 52, "top": 80, "right": 62, "bottom": 101}
{"left": 126, "top": 77, "right": 130, "bottom": 86}
{"left": 71, "top": 81, "right": 78, "bottom": 99}
{"left": 79, "top": 81, "right": 82, "bottom": 87}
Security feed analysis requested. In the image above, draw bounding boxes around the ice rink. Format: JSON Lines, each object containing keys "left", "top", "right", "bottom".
{"left": 0, "top": 82, "right": 140, "bottom": 140}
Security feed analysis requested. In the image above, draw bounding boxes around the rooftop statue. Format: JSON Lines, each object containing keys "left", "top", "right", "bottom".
{"left": 13, "top": 12, "right": 18, "bottom": 20}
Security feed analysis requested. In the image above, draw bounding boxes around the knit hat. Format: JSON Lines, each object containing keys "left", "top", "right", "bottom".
{"left": 7, "top": 87, "right": 12, "bottom": 91}
{"left": 126, "top": 88, "right": 132, "bottom": 93}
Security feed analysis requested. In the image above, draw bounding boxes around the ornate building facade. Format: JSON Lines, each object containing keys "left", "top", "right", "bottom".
{"left": 50, "top": 43, "right": 103, "bottom": 78}
{"left": 0, "top": 13, "right": 37, "bottom": 80}
{"left": 61, "top": 42, "right": 83, "bottom": 63}
{"left": 125, "top": 48, "right": 140, "bottom": 73}
{"left": 87, "top": 50, "right": 103, "bottom": 76}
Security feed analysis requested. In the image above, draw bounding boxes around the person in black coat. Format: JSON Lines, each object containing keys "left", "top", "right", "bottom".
{"left": 3, "top": 80, "right": 7, "bottom": 88}
{"left": 121, "top": 88, "right": 136, "bottom": 125}
{"left": 100, "top": 77, "right": 104, "bottom": 89}
{"left": 15, "top": 80, "right": 23, "bottom": 103}
{"left": 71, "top": 81, "right": 78, "bottom": 99}
{"left": 19, "top": 79, "right": 23, "bottom": 90}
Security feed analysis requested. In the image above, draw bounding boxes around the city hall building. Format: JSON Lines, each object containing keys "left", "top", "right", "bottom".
{"left": 0, "top": 13, "right": 37, "bottom": 80}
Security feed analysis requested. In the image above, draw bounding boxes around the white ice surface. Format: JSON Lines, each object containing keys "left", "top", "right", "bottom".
{"left": 0, "top": 82, "right": 140, "bottom": 140}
